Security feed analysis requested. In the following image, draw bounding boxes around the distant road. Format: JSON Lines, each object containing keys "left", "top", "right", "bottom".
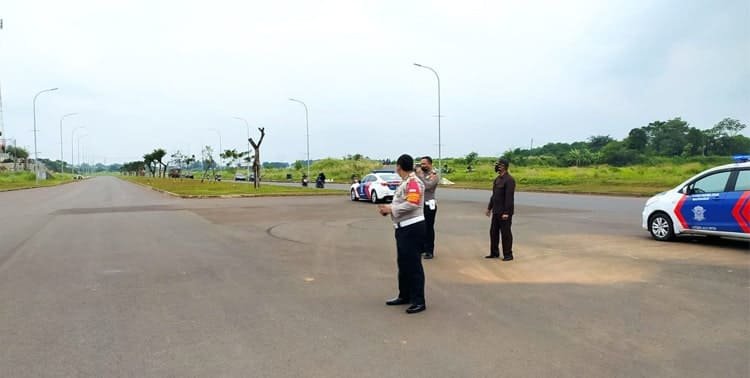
{"left": 267, "top": 180, "right": 647, "bottom": 218}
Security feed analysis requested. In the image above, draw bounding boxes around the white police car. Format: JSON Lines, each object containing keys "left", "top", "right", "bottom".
{"left": 642, "top": 155, "right": 750, "bottom": 241}
{"left": 350, "top": 170, "right": 402, "bottom": 203}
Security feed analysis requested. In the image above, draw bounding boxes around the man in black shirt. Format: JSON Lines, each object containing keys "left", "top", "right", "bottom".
{"left": 485, "top": 158, "right": 516, "bottom": 261}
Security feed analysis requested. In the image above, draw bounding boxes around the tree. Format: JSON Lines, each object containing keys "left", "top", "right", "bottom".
{"left": 684, "top": 127, "right": 705, "bottom": 156}
{"left": 705, "top": 118, "right": 748, "bottom": 155}
{"left": 200, "top": 146, "right": 218, "bottom": 183}
{"left": 171, "top": 151, "right": 186, "bottom": 170}
{"left": 587, "top": 135, "right": 615, "bottom": 152}
{"left": 143, "top": 153, "right": 156, "bottom": 177}
{"left": 712, "top": 118, "right": 746, "bottom": 137}
{"left": 566, "top": 148, "right": 594, "bottom": 167}
{"left": 151, "top": 148, "right": 167, "bottom": 177}
{"left": 624, "top": 128, "right": 648, "bottom": 152}
{"left": 121, "top": 161, "right": 145, "bottom": 176}
{"left": 645, "top": 118, "right": 689, "bottom": 155}
{"left": 465, "top": 152, "right": 479, "bottom": 167}
{"left": 248, "top": 127, "right": 266, "bottom": 188}
{"left": 220, "top": 149, "right": 244, "bottom": 168}
{"left": 601, "top": 141, "right": 642, "bottom": 166}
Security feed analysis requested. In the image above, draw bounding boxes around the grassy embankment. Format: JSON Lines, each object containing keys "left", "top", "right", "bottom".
{"left": 120, "top": 176, "right": 346, "bottom": 198}
{"left": 0, "top": 171, "right": 76, "bottom": 191}
{"left": 252, "top": 158, "right": 722, "bottom": 196}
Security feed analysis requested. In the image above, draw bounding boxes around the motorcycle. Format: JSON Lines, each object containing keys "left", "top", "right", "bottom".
{"left": 315, "top": 177, "right": 325, "bottom": 188}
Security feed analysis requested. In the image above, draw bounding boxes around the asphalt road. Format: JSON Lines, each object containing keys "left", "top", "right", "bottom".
{"left": 1, "top": 177, "right": 748, "bottom": 377}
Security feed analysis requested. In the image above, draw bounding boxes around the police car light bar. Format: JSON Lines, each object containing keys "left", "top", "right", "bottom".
{"left": 732, "top": 155, "right": 750, "bottom": 163}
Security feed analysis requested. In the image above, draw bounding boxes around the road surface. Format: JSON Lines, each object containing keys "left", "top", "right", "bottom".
{"left": 1, "top": 177, "right": 747, "bottom": 377}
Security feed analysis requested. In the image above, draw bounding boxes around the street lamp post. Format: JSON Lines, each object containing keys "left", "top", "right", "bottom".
{"left": 59, "top": 113, "right": 77, "bottom": 174}
{"left": 413, "top": 63, "right": 442, "bottom": 180}
{"left": 32, "top": 87, "right": 59, "bottom": 183}
{"left": 209, "top": 128, "right": 222, "bottom": 169}
{"left": 77, "top": 134, "right": 88, "bottom": 176}
{"left": 288, "top": 98, "right": 310, "bottom": 180}
{"left": 71, "top": 126, "right": 85, "bottom": 174}
{"left": 233, "top": 117, "right": 252, "bottom": 180}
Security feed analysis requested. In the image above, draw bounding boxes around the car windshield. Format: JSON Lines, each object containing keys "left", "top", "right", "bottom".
{"left": 378, "top": 174, "right": 400, "bottom": 181}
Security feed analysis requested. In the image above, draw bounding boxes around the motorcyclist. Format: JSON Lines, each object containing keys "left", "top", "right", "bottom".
{"left": 301, "top": 174, "right": 309, "bottom": 187}
{"left": 316, "top": 172, "right": 326, "bottom": 188}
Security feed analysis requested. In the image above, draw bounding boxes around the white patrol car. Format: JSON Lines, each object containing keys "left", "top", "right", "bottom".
{"left": 642, "top": 156, "right": 750, "bottom": 241}
{"left": 350, "top": 170, "right": 402, "bottom": 203}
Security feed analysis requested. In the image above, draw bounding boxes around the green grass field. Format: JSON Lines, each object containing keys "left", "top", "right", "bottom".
{"left": 255, "top": 159, "right": 725, "bottom": 196}
{"left": 439, "top": 163, "right": 712, "bottom": 196}
{"left": 121, "top": 176, "right": 346, "bottom": 197}
{"left": 0, "top": 171, "right": 76, "bottom": 191}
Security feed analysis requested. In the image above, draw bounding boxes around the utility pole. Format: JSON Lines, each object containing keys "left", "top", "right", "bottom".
{"left": 0, "top": 19, "right": 5, "bottom": 154}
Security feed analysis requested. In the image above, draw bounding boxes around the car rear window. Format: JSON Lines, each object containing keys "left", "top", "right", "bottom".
{"left": 379, "top": 174, "right": 400, "bottom": 181}
{"left": 735, "top": 170, "right": 750, "bottom": 191}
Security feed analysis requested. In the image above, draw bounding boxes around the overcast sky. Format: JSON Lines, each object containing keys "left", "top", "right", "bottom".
{"left": 1, "top": 0, "right": 748, "bottom": 164}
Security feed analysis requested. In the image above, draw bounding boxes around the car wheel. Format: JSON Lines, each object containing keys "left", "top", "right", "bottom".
{"left": 371, "top": 191, "right": 379, "bottom": 203}
{"left": 350, "top": 189, "right": 358, "bottom": 201}
{"left": 649, "top": 212, "right": 675, "bottom": 241}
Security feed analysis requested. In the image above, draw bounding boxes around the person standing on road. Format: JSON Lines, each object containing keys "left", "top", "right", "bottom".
{"left": 377, "top": 154, "right": 427, "bottom": 314}
{"left": 416, "top": 156, "right": 439, "bottom": 259}
{"left": 485, "top": 158, "right": 516, "bottom": 261}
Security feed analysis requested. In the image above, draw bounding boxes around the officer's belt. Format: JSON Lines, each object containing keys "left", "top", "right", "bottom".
{"left": 393, "top": 215, "right": 425, "bottom": 229}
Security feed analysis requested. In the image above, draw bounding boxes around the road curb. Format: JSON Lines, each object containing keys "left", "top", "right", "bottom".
{"left": 0, "top": 178, "right": 80, "bottom": 193}
{"left": 119, "top": 177, "right": 346, "bottom": 199}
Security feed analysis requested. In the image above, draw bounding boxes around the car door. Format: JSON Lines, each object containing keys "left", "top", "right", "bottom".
{"left": 359, "top": 175, "right": 374, "bottom": 198}
{"left": 728, "top": 169, "right": 750, "bottom": 234}
{"left": 679, "top": 170, "right": 733, "bottom": 232}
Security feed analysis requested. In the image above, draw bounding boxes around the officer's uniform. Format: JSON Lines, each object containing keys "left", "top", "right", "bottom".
{"left": 488, "top": 171, "right": 516, "bottom": 259}
{"left": 418, "top": 169, "right": 439, "bottom": 257}
{"left": 390, "top": 172, "right": 426, "bottom": 306}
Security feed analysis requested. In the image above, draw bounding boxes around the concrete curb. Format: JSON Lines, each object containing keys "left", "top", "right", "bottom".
{"left": 119, "top": 177, "right": 346, "bottom": 199}
{"left": 0, "top": 178, "right": 81, "bottom": 193}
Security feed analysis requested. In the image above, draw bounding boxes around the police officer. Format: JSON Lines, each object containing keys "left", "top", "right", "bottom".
{"left": 377, "top": 154, "right": 427, "bottom": 314}
{"left": 416, "top": 156, "right": 438, "bottom": 259}
{"left": 485, "top": 158, "right": 516, "bottom": 261}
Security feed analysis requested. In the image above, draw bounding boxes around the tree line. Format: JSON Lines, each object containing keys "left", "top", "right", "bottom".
{"left": 500, "top": 117, "right": 748, "bottom": 167}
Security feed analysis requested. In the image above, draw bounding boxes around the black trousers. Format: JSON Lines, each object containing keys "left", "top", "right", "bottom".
{"left": 489, "top": 214, "right": 513, "bottom": 258}
{"left": 423, "top": 205, "right": 437, "bottom": 255}
{"left": 396, "top": 221, "right": 426, "bottom": 305}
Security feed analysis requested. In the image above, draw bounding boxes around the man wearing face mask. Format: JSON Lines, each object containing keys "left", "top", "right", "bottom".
{"left": 416, "top": 156, "right": 438, "bottom": 259}
{"left": 485, "top": 158, "right": 516, "bottom": 261}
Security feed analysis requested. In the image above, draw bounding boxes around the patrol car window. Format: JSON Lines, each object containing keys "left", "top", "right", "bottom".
{"left": 690, "top": 171, "right": 731, "bottom": 194}
{"left": 734, "top": 170, "right": 750, "bottom": 191}
{"left": 363, "top": 175, "right": 375, "bottom": 183}
{"left": 379, "top": 174, "right": 400, "bottom": 181}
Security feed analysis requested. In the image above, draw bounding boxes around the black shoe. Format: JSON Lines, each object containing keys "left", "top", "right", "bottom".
{"left": 485, "top": 255, "right": 499, "bottom": 259}
{"left": 502, "top": 256, "right": 514, "bottom": 261}
{"left": 423, "top": 253, "right": 434, "bottom": 259}
{"left": 405, "top": 304, "right": 426, "bottom": 314}
{"left": 386, "top": 297, "right": 410, "bottom": 306}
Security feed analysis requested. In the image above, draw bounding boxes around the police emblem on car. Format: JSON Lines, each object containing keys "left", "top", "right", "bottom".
{"left": 692, "top": 206, "right": 706, "bottom": 222}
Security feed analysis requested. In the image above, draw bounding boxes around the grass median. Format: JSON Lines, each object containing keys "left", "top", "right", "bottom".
{"left": 444, "top": 164, "right": 703, "bottom": 196}
{"left": 121, "top": 176, "right": 346, "bottom": 198}
{"left": 0, "top": 171, "right": 76, "bottom": 191}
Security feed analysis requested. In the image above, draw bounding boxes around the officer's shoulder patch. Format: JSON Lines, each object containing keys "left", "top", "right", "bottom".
{"left": 406, "top": 178, "right": 422, "bottom": 204}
